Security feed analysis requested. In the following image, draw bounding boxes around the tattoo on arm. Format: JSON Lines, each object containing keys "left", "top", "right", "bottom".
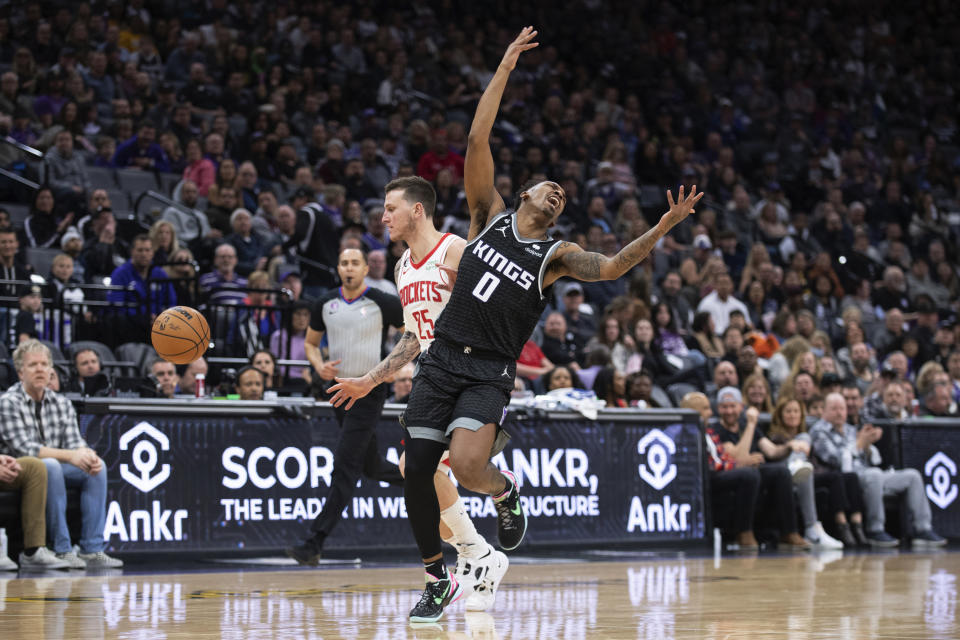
{"left": 556, "top": 242, "right": 604, "bottom": 280}
{"left": 563, "top": 251, "right": 603, "bottom": 280}
{"left": 552, "top": 223, "right": 667, "bottom": 283}
{"left": 612, "top": 225, "right": 666, "bottom": 275}
{"left": 545, "top": 242, "right": 571, "bottom": 275}
{"left": 393, "top": 259, "right": 402, "bottom": 284}
{"left": 368, "top": 331, "right": 421, "bottom": 385}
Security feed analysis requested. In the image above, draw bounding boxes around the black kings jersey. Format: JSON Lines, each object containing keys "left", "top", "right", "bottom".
{"left": 434, "top": 210, "right": 562, "bottom": 360}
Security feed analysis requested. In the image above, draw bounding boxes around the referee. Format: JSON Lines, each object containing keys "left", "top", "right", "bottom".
{"left": 286, "top": 247, "right": 405, "bottom": 565}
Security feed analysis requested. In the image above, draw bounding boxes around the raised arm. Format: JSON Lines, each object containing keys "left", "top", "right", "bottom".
{"left": 543, "top": 186, "right": 703, "bottom": 287}
{"left": 727, "top": 407, "right": 760, "bottom": 463}
{"left": 465, "top": 27, "right": 539, "bottom": 240}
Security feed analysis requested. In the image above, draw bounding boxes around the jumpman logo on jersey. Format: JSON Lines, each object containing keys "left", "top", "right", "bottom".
{"left": 501, "top": 365, "right": 510, "bottom": 378}
{"left": 495, "top": 222, "right": 509, "bottom": 237}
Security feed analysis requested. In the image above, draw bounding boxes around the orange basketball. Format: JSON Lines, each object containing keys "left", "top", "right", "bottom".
{"left": 150, "top": 306, "right": 211, "bottom": 365}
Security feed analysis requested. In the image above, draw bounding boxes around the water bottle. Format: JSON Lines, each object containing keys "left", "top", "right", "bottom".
{"left": 842, "top": 447, "right": 853, "bottom": 473}
{"left": 195, "top": 373, "right": 206, "bottom": 398}
{"left": 62, "top": 313, "right": 72, "bottom": 350}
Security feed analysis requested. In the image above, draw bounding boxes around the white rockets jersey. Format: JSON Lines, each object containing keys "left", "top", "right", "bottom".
{"left": 396, "top": 233, "right": 458, "bottom": 352}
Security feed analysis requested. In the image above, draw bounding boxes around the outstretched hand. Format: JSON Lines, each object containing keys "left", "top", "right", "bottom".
{"left": 437, "top": 263, "right": 458, "bottom": 292}
{"left": 499, "top": 26, "right": 539, "bottom": 71}
{"left": 660, "top": 185, "right": 704, "bottom": 231}
{"left": 327, "top": 375, "right": 375, "bottom": 410}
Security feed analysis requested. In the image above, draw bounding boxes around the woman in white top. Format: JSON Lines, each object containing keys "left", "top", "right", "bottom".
{"left": 585, "top": 315, "right": 634, "bottom": 373}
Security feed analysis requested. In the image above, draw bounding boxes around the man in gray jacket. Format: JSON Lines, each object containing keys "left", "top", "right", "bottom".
{"left": 162, "top": 179, "right": 212, "bottom": 244}
{"left": 44, "top": 130, "right": 91, "bottom": 206}
{"left": 810, "top": 393, "right": 946, "bottom": 548}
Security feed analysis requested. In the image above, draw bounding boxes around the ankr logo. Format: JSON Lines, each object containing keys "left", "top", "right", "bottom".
{"left": 924, "top": 452, "right": 958, "bottom": 509}
{"left": 637, "top": 429, "right": 677, "bottom": 490}
{"left": 628, "top": 428, "right": 691, "bottom": 534}
{"left": 119, "top": 421, "right": 171, "bottom": 492}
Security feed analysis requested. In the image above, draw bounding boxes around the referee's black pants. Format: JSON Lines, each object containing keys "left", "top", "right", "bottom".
{"left": 310, "top": 383, "right": 404, "bottom": 538}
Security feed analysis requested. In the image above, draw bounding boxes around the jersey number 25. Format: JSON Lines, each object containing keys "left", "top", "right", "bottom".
{"left": 412, "top": 309, "right": 435, "bottom": 341}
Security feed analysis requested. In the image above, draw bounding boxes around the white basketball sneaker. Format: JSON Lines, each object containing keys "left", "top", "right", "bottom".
{"left": 465, "top": 546, "right": 509, "bottom": 611}
{"left": 450, "top": 542, "right": 484, "bottom": 593}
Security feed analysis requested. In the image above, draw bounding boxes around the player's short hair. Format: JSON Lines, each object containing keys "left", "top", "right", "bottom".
{"left": 514, "top": 179, "right": 540, "bottom": 210}
{"left": 384, "top": 176, "right": 436, "bottom": 217}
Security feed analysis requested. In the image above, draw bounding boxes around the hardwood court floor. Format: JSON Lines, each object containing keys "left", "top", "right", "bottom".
{"left": 0, "top": 550, "right": 956, "bottom": 639}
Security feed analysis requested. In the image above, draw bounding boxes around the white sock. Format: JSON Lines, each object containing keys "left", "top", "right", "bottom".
{"left": 440, "top": 498, "right": 487, "bottom": 558}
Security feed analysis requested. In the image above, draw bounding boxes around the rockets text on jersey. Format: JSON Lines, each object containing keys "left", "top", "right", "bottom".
{"left": 395, "top": 233, "right": 458, "bottom": 352}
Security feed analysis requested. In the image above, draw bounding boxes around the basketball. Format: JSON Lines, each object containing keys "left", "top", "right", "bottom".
{"left": 150, "top": 306, "right": 211, "bottom": 365}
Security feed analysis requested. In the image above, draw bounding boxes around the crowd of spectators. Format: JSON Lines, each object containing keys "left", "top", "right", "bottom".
{"left": 0, "top": 1, "right": 957, "bottom": 555}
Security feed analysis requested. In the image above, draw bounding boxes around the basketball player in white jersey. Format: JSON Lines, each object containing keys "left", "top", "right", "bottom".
{"left": 328, "top": 176, "right": 508, "bottom": 612}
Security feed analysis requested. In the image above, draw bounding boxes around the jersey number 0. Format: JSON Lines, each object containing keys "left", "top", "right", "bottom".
{"left": 471, "top": 272, "right": 501, "bottom": 302}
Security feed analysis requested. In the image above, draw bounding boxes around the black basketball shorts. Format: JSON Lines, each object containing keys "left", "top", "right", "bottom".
{"left": 402, "top": 338, "right": 514, "bottom": 447}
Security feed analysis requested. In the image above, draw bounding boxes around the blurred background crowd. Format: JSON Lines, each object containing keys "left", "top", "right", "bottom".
{"left": 0, "top": 0, "right": 954, "bottom": 404}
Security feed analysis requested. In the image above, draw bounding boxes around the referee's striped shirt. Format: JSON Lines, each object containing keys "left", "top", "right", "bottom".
{"left": 311, "top": 286, "right": 403, "bottom": 378}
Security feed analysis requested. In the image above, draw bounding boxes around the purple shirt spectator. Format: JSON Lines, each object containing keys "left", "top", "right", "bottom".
{"left": 106, "top": 261, "right": 176, "bottom": 315}
{"left": 199, "top": 244, "right": 248, "bottom": 305}
{"left": 269, "top": 329, "right": 307, "bottom": 379}
{"left": 111, "top": 123, "right": 170, "bottom": 172}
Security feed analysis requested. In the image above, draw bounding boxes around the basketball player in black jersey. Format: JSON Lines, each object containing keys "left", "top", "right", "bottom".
{"left": 403, "top": 27, "right": 703, "bottom": 623}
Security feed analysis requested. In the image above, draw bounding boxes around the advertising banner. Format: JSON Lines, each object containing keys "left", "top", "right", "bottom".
{"left": 899, "top": 424, "right": 960, "bottom": 538}
{"left": 79, "top": 407, "right": 706, "bottom": 553}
